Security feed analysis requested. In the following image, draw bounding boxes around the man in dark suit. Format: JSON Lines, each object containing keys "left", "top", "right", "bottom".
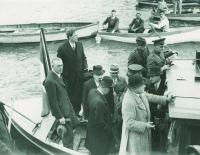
{"left": 103, "top": 9, "right": 119, "bottom": 33}
{"left": 57, "top": 29, "right": 88, "bottom": 115}
{"left": 85, "top": 76, "right": 115, "bottom": 155}
{"left": 146, "top": 66, "right": 168, "bottom": 152}
{"left": 82, "top": 65, "right": 105, "bottom": 119}
{"left": 128, "top": 13, "right": 145, "bottom": 33}
{"left": 128, "top": 37, "right": 150, "bottom": 77}
{"left": 44, "top": 58, "right": 79, "bottom": 149}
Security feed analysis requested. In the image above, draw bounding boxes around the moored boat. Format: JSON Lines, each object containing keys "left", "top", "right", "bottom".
{"left": 98, "top": 26, "right": 200, "bottom": 44}
{"left": 152, "top": 13, "right": 200, "bottom": 26}
{"left": 0, "top": 22, "right": 99, "bottom": 44}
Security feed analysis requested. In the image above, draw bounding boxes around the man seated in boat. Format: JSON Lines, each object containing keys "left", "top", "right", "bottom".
{"left": 44, "top": 58, "right": 79, "bottom": 149}
{"left": 128, "top": 13, "right": 145, "bottom": 33}
{"left": 149, "top": 10, "right": 169, "bottom": 32}
{"left": 103, "top": 9, "right": 119, "bottom": 33}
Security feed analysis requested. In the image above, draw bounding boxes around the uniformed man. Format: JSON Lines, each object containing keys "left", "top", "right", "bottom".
{"left": 147, "top": 38, "right": 170, "bottom": 80}
{"left": 128, "top": 36, "right": 150, "bottom": 77}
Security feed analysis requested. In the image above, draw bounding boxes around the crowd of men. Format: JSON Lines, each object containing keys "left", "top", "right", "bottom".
{"left": 42, "top": 27, "right": 181, "bottom": 155}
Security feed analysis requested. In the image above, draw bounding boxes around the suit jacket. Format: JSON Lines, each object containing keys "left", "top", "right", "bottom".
{"left": 57, "top": 40, "right": 88, "bottom": 82}
{"left": 103, "top": 16, "right": 119, "bottom": 32}
{"left": 85, "top": 89, "right": 115, "bottom": 154}
{"left": 119, "top": 89, "right": 167, "bottom": 155}
{"left": 129, "top": 18, "right": 144, "bottom": 31}
{"left": 44, "top": 71, "right": 78, "bottom": 126}
{"left": 147, "top": 51, "right": 165, "bottom": 70}
{"left": 82, "top": 78, "right": 97, "bottom": 119}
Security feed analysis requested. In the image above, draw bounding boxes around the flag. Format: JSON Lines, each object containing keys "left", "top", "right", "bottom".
{"left": 40, "top": 28, "right": 51, "bottom": 117}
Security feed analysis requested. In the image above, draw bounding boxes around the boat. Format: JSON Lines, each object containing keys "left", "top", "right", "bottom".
{"left": 151, "top": 13, "right": 200, "bottom": 26}
{"left": 137, "top": 1, "right": 200, "bottom": 13}
{"left": 98, "top": 26, "right": 200, "bottom": 44}
{"left": 0, "top": 21, "right": 99, "bottom": 44}
{"left": 0, "top": 29, "right": 89, "bottom": 155}
{"left": 167, "top": 51, "right": 200, "bottom": 119}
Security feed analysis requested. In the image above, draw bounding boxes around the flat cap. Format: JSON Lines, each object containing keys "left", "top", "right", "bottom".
{"left": 127, "top": 64, "right": 143, "bottom": 77}
{"left": 136, "top": 36, "right": 146, "bottom": 46}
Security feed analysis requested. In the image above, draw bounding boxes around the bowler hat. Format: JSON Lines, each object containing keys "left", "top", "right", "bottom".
{"left": 128, "top": 74, "right": 144, "bottom": 89}
{"left": 110, "top": 64, "right": 119, "bottom": 74}
{"left": 100, "top": 76, "right": 113, "bottom": 88}
{"left": 136, "top": 36, "right": 146, "bottom": 46}
{"left": 148, "top": 67, "right": 161, "bottom": 77}
{"left": 152, "top": 38, "right": 166, "bottom": 46}
{"left": 127, "top": 64, "right": 143, "bottom": 77}
{"left": 93, "top": 65, "right": 105, "bottom": 76}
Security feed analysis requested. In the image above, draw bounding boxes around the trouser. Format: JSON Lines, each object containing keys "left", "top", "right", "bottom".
{"left": 128, "top": 28, "right": 145, "bottom": 33}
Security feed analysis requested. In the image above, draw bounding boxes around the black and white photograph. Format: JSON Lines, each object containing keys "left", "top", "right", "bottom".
{"left": 0, "top": 0, "right": 200, "bottom": 154}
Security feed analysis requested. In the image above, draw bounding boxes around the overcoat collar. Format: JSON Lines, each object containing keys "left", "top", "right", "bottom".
{"left": 51, "top": 71, "right": 65, "bottom": 87}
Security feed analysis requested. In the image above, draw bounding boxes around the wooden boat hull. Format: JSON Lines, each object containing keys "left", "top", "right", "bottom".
{"left": 152, "top": 13, "right": 200, "bottom": 26}
{"left": 0, "top": 22, "right": 99, "bottom": 44}
{"left": 98, "top": 26, "right": 200, "bottom": 44}
{"left": 3, "top": 97, "right": 86, "bottom": 155}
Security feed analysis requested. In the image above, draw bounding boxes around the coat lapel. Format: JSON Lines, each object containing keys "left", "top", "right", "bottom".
{"left": 51, "top": 71, "right": 65, "bottom": 87}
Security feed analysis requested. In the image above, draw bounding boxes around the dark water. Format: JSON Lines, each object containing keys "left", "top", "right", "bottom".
{"left": 0, "top": 0, "right": 200, "bottom": 154}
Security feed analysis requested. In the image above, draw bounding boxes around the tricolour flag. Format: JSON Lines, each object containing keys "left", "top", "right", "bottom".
{"left": 40, "top": 28, "right": 51, "bottom": 117}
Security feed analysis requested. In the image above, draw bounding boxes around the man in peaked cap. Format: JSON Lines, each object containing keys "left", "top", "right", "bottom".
{"left": 147, "top": 38, "right": 170, "bottom": 80}
{"left": 128, "top": 36, "right": 150, "bottom": 77}
{"left": 146, "top": 66, "right": 169, "bottom": 152}
{"left": 82, "top": 65, "right": 105, "bottom": 119}
{"left": 85, "top": 76, "right": 115, "bottom": 155}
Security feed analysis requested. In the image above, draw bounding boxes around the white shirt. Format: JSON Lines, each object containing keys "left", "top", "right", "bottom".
{"left": 69, "top": 41, "right": 76, "bottom": 49}
{"left": 52, "top": 70, "right": 61, "bottom": 78}
{"left": 151, "top": 16, "right": 169, "bottom": 32}
{"left": 154, "top": 80, "right": 161, "bottom": 90}
{"left": 94, "top": 79, "right": 100, "bottom": 87}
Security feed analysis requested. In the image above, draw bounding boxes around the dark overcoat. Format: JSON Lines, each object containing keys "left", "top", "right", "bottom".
{"left": 57, "top": 40, "right": 88, "bottom": 114}
{"left": 44, "top": 71, "right": 78, "bottom": 127}
{"left": 82, "top": 78, "right": 96, "bottom": 119}
{"left": 85, "top": 89, "right": 115, "bottom": 154}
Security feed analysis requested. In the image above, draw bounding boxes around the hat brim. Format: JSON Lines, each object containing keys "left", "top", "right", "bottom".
{"left": 93, "top": 70, "right": 105, "bottom": 75}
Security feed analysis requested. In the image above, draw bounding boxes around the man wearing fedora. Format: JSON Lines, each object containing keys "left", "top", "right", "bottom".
{"left": 82, "top": 65, "right": 105, "bottom": 119}
{"left": 85, "top": 76, "right": 115, "bottom": 155}
{"left": 109, "top": 64, "right": 127, "bottom": 140}
{"left": 146, "top": 66, "right": 169, "bottom": 152}
{"left": 128, "top": 36, "right": 150, "bottom": 77}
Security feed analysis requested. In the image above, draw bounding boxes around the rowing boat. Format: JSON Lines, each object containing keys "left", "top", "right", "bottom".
{"left": 0, "top": 22, "right": 99, "bottom": 44}
{"left": 152, "top": 13, "right": 200, "bottom": 26}
{"left": 98, "top": 26, "right": 200, "bottom": 44}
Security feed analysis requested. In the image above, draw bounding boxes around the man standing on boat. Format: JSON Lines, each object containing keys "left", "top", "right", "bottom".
{"left": 147, "top": 38, "right": 170, "bottom": 80}
{"left": 85, "top": 76, "right": 116, "bottom": 155}
{"left": 44, "top": 58, "right": 79, "bottom": 149}
{"left": 103, "top": 9, "right": 119, "bottom": 33}
{"left": 57, "top": 29, "right": 88, "bottom": 115}
{"left": 146, "top": 67, "right": 169, "bottom": 152}
{"left": 149, "top": 10, "right": 169, "bottom": 32}
{"left": 128, "top": 36, "right": 150, "bottom": 77}
{"left": 128, "top": 13, "right": 145, "bottom": 33}
{"left": 82, "top": 65, "right": 105, "bottom": 119}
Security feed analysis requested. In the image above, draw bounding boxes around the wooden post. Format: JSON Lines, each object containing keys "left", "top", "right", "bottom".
{"left": 178, "top": 0, "right": 182, "bottom": 15}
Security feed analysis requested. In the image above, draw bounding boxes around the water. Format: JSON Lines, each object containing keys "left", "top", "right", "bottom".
{"left": 0, "top": 0, "right": 200, "bottom": 154}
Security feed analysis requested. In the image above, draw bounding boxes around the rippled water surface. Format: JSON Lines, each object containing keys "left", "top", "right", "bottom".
{"left": 0, "top": 0, "right": 200, "bottom": 154}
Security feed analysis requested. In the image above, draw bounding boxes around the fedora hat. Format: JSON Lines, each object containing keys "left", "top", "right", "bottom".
{"left": 110, "top": 64, "right": 119, "bottom": 74}
{"left": 148, "top": 67, "right": 161, "bottom": 77}
{"left": 93, "top": 65, "right": 105, "bottom": 76}
{"left": 100, "top": 76, "right": 113, "bottom": 88}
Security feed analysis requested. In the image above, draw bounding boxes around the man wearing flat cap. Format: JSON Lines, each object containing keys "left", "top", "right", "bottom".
{"left": 109, "top": 64, "right": 127, "bottom": 141}
{"left": 146, "top": 66, "right": 169, "bottom": 152}
{"left": 85, "top": 76, "right": 115, "bottom": 155}
{"left": 128, "top": 36, "right": 150, "bottom": 77}
{"left": 82, "top": 65, "right": 105, "bottom": 119}
{"left": 147, "top": 38, "right": 170, "bottom": 80}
